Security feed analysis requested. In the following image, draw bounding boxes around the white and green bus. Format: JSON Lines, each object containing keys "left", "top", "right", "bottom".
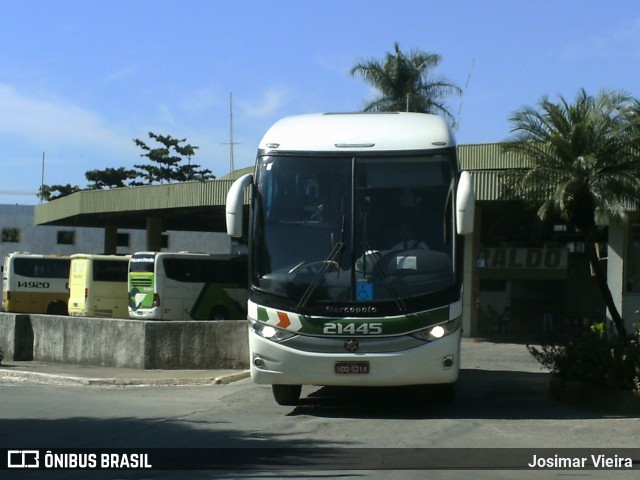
{"left": 128, "top": 252, "right": 248, "bottom": 321}
{"left": 68, "top": 254, "right": 131, "bottom": 318}
{"left": 2, "top": 252, "right": 71, "bottom": 315}
{"left": 226, "top": 112, "right": 475, "bottom": 405}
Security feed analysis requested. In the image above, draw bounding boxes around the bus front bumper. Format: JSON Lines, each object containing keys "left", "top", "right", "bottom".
{"left": 248, "top": 329, "right": 461, "bottom": 387}
{"left": 128, "top": 307, "right": 161, "bottom": 320}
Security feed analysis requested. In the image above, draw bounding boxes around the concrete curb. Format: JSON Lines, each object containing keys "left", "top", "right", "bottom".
{"left": 212, "top": 370, "right": 251, "bottom": 385}
{"left": 0, "top": 367, "right": 250, "bottom": 387}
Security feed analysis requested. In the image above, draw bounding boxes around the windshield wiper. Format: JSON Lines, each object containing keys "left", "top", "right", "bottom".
{"left": 296, "top": 216, "right": 345, "bottom": 310}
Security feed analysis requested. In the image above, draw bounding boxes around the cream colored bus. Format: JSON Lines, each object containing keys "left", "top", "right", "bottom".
{"left": 2, "top": 252, "right": 71, "bottom": 315}
{"left": 68, "top": 254, "right": 130, "bottom": 318}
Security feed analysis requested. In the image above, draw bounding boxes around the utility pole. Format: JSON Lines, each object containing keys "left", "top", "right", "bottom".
{"left": 40, "top": 152, "right": 45, "bottom": 204}
{"left": 455, "top": 58, "right": 475, "bottom": 132}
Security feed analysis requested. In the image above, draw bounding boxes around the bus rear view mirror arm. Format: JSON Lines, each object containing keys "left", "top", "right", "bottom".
{"left": 226, "top": 173, "right": 253, "bottom": 238}
{"left": 456, "top": 171, "right": 475, "bottom": 236}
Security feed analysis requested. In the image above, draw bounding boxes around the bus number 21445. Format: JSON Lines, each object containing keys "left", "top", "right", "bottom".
{"left": 323, "top": 322, "right": 382, "bottom": 335}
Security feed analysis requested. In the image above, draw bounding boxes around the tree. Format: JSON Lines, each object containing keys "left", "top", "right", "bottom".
{"left": 132, "top": 132, "right": 212, "bottom": 185}
{"left": 503, "top": 88, "right": 640, "bottom": 336}
{"left": 38, "top": 132, "right": 215, "bottom": 202}
{"left": 349, "top": 42, "right": 462, "bottom": 124}
{"left": 85, "top": 167, "right": 138, "bottom": 189}
{"left": 37, "top": 184, "right": 52, "bottom": 202}
{"left": 37, "top": 184, "right": 81, "bottom": 202}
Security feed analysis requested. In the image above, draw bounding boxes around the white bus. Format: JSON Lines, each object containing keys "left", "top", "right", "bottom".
{"left": 128, "top": 252, "right": 248, "bottom": 321}
{"left": 226, "top": 112, "right": 475, "bottom": 405}
{"left": 2, "top": 252, "right": 71, "bottom": 315}
{"left": 68, "top": 254, "right": 131, "bottom": 318}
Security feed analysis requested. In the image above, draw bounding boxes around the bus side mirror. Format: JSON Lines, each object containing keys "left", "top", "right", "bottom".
{"left": 226, "top": 173, "right": 253, "bottom": 238}
{"left": 456, "top": 171, "right": 475, "bottom": 235}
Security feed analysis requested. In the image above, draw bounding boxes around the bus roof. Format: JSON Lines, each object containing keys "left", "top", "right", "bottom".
{"left": 131, "top": 251, "right": 244, "bottom": 261}
{"left": 70, "top": 254, "right": 130, "bottom": 260}
{"left": 5, "top": 252, "right": 70, "bottom": 259}
{"left": 258, "top": 112, "right": 455, "bottom": 153}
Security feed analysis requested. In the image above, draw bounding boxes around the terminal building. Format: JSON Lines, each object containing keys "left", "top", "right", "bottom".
{"left": 0, "top": 204, "right": 235, "bottom": 262}
{"left": 28, "top": 145, "right": 639, "bottom": 339}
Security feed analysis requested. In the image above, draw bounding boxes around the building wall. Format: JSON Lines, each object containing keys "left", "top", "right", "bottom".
{"left": 0, "top": 204, "right": 234, "bottom": 261}
{"left": 464, "top": 201, "right": 609, "bottom": 339}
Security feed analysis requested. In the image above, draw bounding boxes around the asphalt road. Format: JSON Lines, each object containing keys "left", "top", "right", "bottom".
{"left": 1, "top": 339, "right": 639, "bottom": 480}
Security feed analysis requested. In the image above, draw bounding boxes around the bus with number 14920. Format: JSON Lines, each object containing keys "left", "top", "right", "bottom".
{"left": 2, "top": 252, "right": 71, "bottom": 315}
{"left": 226, "top": 112, "right": 475, "bottom": 405}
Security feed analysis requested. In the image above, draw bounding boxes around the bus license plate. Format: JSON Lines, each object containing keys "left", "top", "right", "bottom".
{"left": 335, "top": 361, "right": 370, "bottom": 374}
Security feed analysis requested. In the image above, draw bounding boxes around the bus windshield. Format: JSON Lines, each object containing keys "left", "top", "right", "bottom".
{"left": 252, "top": 152, "right": 458, "bottom": 312}
{"left": 129, "top": 254, "right": 155, "bottom": 273}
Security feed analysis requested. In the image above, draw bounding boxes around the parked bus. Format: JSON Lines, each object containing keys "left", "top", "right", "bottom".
{"left": 68, "top": 254, "right": 130, "bottom": 318}
{"left": 226, "top": 112, "right": 475, "bottom": 405}
{"left": 128, "top": 252, "right": 248, "bottom": 320}
{"left": 2, "top": 252, "right": 71, "bottom": 315}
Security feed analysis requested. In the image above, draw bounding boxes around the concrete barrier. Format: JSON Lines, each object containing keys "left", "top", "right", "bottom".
{"left": 0, "top": 312, "right": 249, "bottom": 370}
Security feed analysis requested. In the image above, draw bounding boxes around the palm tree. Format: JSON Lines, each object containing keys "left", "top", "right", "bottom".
{"left": 503, "top": 88, "right": 640, "bottom": 336}
{"left": 349, "top": 42, "right": 462, "bottom": 125}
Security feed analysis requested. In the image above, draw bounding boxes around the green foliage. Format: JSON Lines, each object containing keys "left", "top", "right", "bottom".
{"left": 132, "top": 132, "right": 212, "bottom": 185}
{"left": 349, "top": 42, "right": 461, "bottom": 125}
{"left": 37, "top": 183, "right": 81, "bottom": 201}
{"left": 528, "top": 325, "right": 640, "bottom": 392}
{"left": 503, "top": 89, "right": 640, "bottom": 231}
{"left": 40, "top": 131, "right": 215, "bottom": 200}
{"left": 85, "top": 167, "right": 138, "bottom": 189}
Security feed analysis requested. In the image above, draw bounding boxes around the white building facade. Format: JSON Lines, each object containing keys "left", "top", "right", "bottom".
{"left": 0, "top": 204, "right": 235, "bottom": 261}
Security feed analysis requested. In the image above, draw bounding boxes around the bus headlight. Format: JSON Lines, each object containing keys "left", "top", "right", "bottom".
{"left": 410, "top": 317, "right": 461, "bottom": 342}
{"left": 430, "top": 325, "right": 446, "bottom": 339}
{"left": 250, "top": 319, "right": 296, "bottom": 342}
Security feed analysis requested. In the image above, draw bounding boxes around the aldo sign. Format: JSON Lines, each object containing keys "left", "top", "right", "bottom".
{"left": 476, "top": 248, "right": 567, "bottom": 270}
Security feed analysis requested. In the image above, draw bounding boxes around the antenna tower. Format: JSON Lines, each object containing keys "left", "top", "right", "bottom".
{"left": 455, "top": 58, "right": 475, "bottom": 132}
{"left": 222, "top": 92, "right": 243, "bottom": 179}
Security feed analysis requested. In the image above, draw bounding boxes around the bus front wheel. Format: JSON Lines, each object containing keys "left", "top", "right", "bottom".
{"left": 272, "top": 384, "right": 302, "bottom": 406}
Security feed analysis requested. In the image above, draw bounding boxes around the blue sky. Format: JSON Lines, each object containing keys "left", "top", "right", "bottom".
{"left": 1, "top": 0, "right": 640, "bottom": 205}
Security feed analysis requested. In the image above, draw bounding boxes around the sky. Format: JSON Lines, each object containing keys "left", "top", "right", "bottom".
{"left": 1, "top": 0, "right": 640, "bottom": 205}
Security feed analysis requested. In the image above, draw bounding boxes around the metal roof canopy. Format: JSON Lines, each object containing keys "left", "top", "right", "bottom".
{"left": 34, "top": 179, "right": 243, "bottom": 232}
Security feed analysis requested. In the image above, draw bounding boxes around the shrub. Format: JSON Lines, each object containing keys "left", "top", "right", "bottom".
{"left": 527, "top": 323, "right": 640, "bottom": 393}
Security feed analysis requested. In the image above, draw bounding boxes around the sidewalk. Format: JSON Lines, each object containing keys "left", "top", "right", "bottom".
{"left": 0, "top": 361, "right": 249, "bottom": 386}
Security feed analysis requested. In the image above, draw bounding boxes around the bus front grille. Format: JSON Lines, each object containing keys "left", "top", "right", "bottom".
{"left": 130, "top": 278, "right": 152, "bottom": 288}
